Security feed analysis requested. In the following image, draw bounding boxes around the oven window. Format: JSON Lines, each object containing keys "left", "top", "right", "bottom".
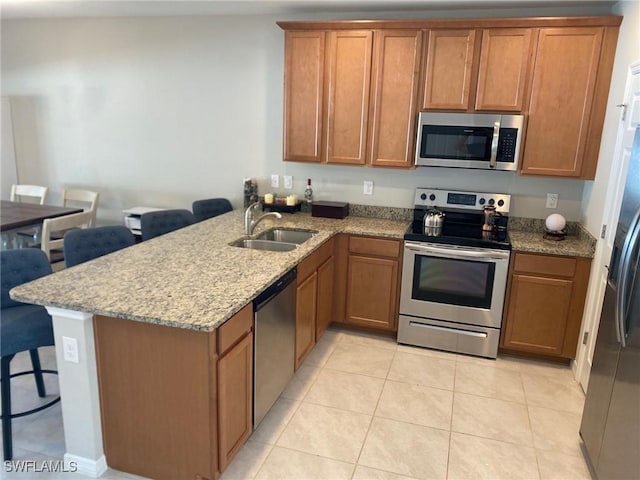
{"left": 420, "top": 125, "right": 493, "bottom": 161}
{"left": 412, "top": 255, "right": 495, "bottom": 309}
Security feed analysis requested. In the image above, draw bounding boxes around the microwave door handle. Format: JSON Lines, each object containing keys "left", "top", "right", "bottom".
{"left": 489, "top": 120, "right": 501, "bottom": 169}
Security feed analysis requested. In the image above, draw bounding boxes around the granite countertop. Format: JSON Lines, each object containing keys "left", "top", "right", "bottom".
{"left": 508, "top": 219, "right": 596, "bottom": 258}
{"left": 10, "top": 210, "right": 409, "bottom": 332}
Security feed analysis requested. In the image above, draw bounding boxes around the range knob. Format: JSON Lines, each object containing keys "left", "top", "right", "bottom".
{"left": 488, "top": 198, "right": 495, "bottom": 205}
{"left": 420, "top": 193, "right": 427, "bottom": 200}
{"left": 497, "top": 199, "right": 505, "bottom": 207}
{"left": 479, "top": 198, "right": 486, "bottom": 205}
{"left": 429, "top": 194, "right": 436, "bottom": 201}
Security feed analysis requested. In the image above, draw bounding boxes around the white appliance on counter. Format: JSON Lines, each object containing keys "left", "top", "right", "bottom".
{"left": 123, "top": 206, "right": 164, "bottom": 235}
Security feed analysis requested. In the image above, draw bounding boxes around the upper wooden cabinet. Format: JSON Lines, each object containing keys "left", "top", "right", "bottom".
{"left": 283, "top": 31, "right": 325, "bottom": 163}
{"left": 475, "top": 28, "right": 534, "bottom": 111}
{"left": 279, "top": 16, "right": 621, "bottom": 176}
{"left": 422, "top": 29, "right": 478, "bottom": 111}
{"left": 325, "top": 31, "right": 373, "bottom": 165}
{"left": 282, "top": 28, "right": 421, "bottom": 168}
{"left": 369, "top": 30, "right": 423, "bottom": 168}
{"left": 520, "top": 26, "right": 617, "bottom": 178}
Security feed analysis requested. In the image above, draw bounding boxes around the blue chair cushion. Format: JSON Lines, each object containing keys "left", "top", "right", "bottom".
{"left": 140, "top": 209, "right": 195, "bottom": 241}
{"left": 192, "top": 198, "right": 232, "bottom": 223}
{"left": 1, "top": 305, "right": 54, "bottom": 357}
{"left": 64, "top": 225, "right": 135, "bottom": 268}
{"left": 1, "top": 249, "right": 52, "bottom": 309}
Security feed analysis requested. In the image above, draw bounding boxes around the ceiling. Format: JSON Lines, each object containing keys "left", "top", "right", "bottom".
{"left": 0, "top": 0, "right": 618, "bottom": 19}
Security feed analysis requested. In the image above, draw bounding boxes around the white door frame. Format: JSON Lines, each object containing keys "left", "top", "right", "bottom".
{"left": 574, "top": 61, "right": 640, "bottom": 391}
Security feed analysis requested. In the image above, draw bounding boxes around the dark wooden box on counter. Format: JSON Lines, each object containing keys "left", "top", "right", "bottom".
{"left": 311, "top": 201, "right": 349, "bottom": 219}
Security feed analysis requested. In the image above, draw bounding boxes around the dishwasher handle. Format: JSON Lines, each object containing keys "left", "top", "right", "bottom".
{"left": 254, "top": 267, "right": 297, "bottom": 311}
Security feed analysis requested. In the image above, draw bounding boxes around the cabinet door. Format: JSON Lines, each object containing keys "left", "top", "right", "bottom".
{"left": 521, "top": 27, "right": 604, "bottom": 177}
{"left": 325, "top": 30, "right": 373, "bottom": 165}
{"left": 316, "top": 255, "right": 335, "bottom": 339}
{"left": 218, "top": 332, "right": 253, "bottom": 472}
{"left": 422, "top": 29, "right": 477, "bottom": 111}
{"left": 475, "top": 28, "right": 534, "bottom": 112}
{"left": 296, "top": 271, "right": 317, "bottom": 368}
{"left": 502, "top": 274, "right": 574, "bottom": 356}
{"left": 283, "top": 31, "right": 326, "bottom": 163}
{"left": 369, "top": 29, "right": 422, "bottom": 168}
{"left": 346, "top": 255, "right": 399, "bottom": 331}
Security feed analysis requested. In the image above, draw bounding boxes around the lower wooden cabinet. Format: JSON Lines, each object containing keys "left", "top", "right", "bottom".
{"left": 216, "top": 305, "right": 253, "bottom": 471}
{"left": 500, "top": 252, "right": 592, "bottom": 359}
{"left": 295, "top": 237, "right": 335, "bottom": 368}
{"left": 94, "top": 303, "right": 254, "bottom": 480}
{"left": 345, "top": 235, "right": 401, "bottom": 332}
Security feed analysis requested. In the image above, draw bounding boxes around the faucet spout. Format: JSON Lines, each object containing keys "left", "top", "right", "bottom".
{"left": 244, "top": 202, "right": 282, "bottom": 235}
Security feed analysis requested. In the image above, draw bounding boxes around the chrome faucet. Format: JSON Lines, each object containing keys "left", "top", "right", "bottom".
{"left": 244, "top": 202, "right": 282, "bottom": 236}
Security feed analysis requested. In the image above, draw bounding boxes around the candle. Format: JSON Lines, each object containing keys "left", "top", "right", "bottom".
{"left": 286, "top": 195, "right": 295, "bottom": 206}
{"left": 264, "top": 193, "right": 274, "bottom": 204}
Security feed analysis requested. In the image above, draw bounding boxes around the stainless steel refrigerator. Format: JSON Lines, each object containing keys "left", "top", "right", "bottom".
{"left": 580, "top": 127, "right": 640, "bottom": 479}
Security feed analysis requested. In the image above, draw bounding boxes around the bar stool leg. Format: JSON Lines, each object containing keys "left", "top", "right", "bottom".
{"left": 1, "top": 355, "right": 14, "bottom": 461}
{"left": 29, "top": 349, "right": 46, "bottom": 398}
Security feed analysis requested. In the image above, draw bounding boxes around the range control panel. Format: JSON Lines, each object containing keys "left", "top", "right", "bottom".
{"left": 414, "top": 188, "right": 511, "bottom": 214}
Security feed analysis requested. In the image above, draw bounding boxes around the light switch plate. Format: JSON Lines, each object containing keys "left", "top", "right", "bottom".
{"left": 62, "top": 336, "right": 79, "bottom": 363}
{"left": 546, "top": 193, "right": 559, "bottom": 209}
{"left": 363, "top": 181, "right": 374, "bottom": 195}
{"left": 271, "top": 175, "right": 279, "bottom": 188}
{"left": 283, "top": 176, "right": 293, "bottom": 189}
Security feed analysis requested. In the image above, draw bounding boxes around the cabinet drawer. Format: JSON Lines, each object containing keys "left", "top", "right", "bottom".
{"left": 298, "top": 237, "right": 335, "bottom": 282}
{"left": 218, "top": 303, "right": 253, "bottom": 356}
{"left": 513, "top": 253, "right": 576, "bottom": 277}
{"left": 349, "top": 236, "right": 400, "bottom": 258}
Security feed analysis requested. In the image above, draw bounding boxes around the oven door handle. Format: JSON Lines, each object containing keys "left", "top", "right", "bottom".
{"left": 405, "top": 242, "right": 510, "bottom": 261}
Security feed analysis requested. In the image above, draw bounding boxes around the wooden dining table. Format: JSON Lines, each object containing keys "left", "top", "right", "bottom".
{"left": 1, "top": 200, "right": 83, "bottom": 232}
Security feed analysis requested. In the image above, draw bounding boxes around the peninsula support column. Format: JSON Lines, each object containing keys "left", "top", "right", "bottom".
{"left": 45, "top": 307, "right": 106, "bottom": 478}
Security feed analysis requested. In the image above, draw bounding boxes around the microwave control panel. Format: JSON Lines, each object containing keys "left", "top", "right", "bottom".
{"left": 496, "top": 128, "right": 518, "bottom": 163}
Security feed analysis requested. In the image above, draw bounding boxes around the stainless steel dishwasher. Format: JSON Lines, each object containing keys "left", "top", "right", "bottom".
{"left": 253, "top": 267, "right": 296, "bottom": 428}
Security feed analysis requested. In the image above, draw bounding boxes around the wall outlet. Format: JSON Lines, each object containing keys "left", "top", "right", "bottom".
{"left": 546, "top": 193, "right": 559, "bottom": 209}
{"left": 283, "top": 176, "right": 293, "bottom": 189}
{"left": 363, "top": 180, "right": 374, "bottom": 195}
{"left": 62, "top": 336, "right": 79, "bottom": 363}
{"left": 270, "top": 175, "right": 279, "bottom": 188}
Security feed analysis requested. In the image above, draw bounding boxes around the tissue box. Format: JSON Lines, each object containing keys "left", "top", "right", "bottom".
{"left": 311, "top": 201, "right": 349, "bottom": 219}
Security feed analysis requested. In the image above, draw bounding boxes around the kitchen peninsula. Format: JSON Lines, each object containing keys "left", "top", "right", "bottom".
{"left": 9, "top": 209, "right": 409, "bottom": 479}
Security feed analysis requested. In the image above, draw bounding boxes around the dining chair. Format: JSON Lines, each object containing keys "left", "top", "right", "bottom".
{"left": 0, "top": 248, "right": 60, "bottom": 461}
{"left": 9, "top": 184, "right": 48, "bottom": 205}
{"left": 192, "top": 198, "right": 233, "bottom": 223}
{"left": 62, "top": 189, "right": 100, "bottom": 227}
{"left": 64, "top": 225, "right": 135, "bottom": 268}
{"left": 140, "top": 209, "right": 195, "bottom": 241}
{"left": 40, "top": 210, "right": 93, "bottom": 264}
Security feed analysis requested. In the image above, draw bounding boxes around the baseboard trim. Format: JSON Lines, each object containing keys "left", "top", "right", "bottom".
{"left": 64, "top": 453, "right": 107, "bottom": 478}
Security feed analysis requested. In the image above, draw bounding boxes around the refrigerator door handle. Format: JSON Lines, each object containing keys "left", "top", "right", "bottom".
{"left": 616, "top": 208, "right": 640, "bottom": 347}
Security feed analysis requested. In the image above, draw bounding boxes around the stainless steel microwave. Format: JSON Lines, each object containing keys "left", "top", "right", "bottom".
{"left": 415, "top": 112, "right": 524, "bottom": 171}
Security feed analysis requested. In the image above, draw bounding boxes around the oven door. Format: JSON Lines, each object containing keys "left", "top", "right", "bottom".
{"left": 400, "top": 241, "right": 510, "bottom": 328}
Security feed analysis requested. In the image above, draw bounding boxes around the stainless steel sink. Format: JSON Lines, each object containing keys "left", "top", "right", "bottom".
{"left": 255, "top": 228, "right": 318, "bottom": 244}
{"left": 229, "top": 238, "right": 297, "bottom": 252}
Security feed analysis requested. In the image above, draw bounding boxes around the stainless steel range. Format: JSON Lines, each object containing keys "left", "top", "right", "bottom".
{"left": 398, "top": 188, "right": 512, "bottom": 359}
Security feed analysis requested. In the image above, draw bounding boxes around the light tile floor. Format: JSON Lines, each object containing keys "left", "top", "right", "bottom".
{"left": 1, "top": 327, "right": 593, "bottom": 479}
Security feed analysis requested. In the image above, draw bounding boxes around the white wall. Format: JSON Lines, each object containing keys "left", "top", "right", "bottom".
{"left": 581, "top": 0, "right": 640, "bottom": 236}
{"left": 1, "top": 3, "right": 615, "bottom": 223}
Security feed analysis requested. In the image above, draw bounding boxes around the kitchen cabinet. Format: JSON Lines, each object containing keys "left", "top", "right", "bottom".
{"left": 368, "top": 29, "right": 423, "bottom": 168}
{"left": 295, "top": 237, "right": 335, "bottom": 368}
{"left": 421, "top": 29, "right": 478, "bottom": 111}
{"left": 520, "top": 26, "right": 619, "bottom": 178}
{"left": 282, "top": 28, "right": 421, "bottom": 168}
{"left": 421, "top": 28, "right": 533, "bottom": 112}
{"left": 216, "top": 306, "right": 253, "bottom": 471}
{"left": 94, "top": 304, "right": 254, "bottom": 479}
{"left": 283, "top": 31, "right": 325, "bottom": 163}
{"left": 345, "top": 235, "right": 401, "bottom": 332}
{"left": 501, "top": 252, "right": 591, "bottom": 360}
{"left": 94, "top": 315, "right": 220, "bottom": 480}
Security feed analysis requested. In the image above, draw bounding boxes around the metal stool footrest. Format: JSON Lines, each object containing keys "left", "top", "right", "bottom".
{"left": 0, "top": 369, "right": 60, "bottom": 419}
